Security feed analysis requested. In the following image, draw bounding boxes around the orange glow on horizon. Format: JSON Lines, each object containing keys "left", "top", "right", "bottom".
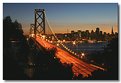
{"left": 22, "top": 23, "right": 118, "bottom": 35}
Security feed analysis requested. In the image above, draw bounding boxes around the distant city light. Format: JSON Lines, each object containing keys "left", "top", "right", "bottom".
{"left": 80, "top": 41, "right": 83, "bottom": 43}
{"left": 88, "top": 40, "right": 94, "bottom": 43}
{"left": 91, "top": 60, "right": 94, "bottom": 62}
{"left": 81, "top": 53, "right": 85, "bottom": 56}
{"left": 54, "top": 57, "right": 56, "bottom": 59}
{"left": 65, "top": 35, "right": 67, "bottom": 37}
{"left": 98, "top": 41, "right": 103, "bottom": 43}
{"left": 80, "top": 53, "right": 85, "bottom": 59}
{"left": 102, "top": 63, "right": 105, "bottom": 66}
{"left": 26, "top": 38, "right": 29, "bottom": 41}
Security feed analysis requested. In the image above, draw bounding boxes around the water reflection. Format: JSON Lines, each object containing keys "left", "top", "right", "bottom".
{"left": 63, "top": 42, "right": 108, "bottom": 54}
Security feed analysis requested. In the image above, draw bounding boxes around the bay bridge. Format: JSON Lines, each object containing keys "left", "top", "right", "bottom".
{"left": 29, "top": 9, "right": 105, "bottom": 78}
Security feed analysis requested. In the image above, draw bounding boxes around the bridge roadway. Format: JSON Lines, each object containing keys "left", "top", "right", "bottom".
{"left": 34, "top": 36, "right": 105, "bottom": 78}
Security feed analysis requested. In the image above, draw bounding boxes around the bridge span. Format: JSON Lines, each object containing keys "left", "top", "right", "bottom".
{"left": 29, "top": 9, "right": 105, "bottom": 78}
{"left": 31, "top": 35, "right": 105, "bottom": 78}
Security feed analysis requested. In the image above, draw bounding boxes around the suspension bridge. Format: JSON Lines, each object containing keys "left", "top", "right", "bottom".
{"left": 29, "top": 9, "right": 105, "bottom": 78}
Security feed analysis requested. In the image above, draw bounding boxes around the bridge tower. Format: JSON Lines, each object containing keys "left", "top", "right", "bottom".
{"left": 30, "top": 24, "right": 35, "bottom": 34}
{"left": 34, "top": 9, "right": 45, "bottom": 37}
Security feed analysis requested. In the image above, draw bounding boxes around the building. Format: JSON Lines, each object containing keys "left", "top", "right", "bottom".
{"left": 111, "top": 26, "right": 114, "bottom": 35}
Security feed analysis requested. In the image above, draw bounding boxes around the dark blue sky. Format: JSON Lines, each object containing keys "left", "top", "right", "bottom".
{"left": 3, "top": 3, "right": 118, "bottom": 34}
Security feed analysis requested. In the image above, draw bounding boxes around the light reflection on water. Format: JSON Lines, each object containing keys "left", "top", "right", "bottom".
{"left": 62, "top": 42, "right": 108, "bottom": 54}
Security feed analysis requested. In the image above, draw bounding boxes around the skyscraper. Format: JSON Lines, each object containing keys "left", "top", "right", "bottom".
{"left": 95, "top": 27, "right": 100, "bottom": 35}
{"left": 111, "top": 26, "right": 114, "bottom": 35}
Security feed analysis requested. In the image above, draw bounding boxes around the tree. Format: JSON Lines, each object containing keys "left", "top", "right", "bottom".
{"left": 3, "top": 16, "right": 24, "bottom": 45}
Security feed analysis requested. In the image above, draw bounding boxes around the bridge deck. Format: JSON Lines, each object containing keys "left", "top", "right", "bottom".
{"left": 35, "top": 36, "right": 105, "bottom": 78}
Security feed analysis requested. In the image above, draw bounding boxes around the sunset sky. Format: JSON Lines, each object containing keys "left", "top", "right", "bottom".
{"left": 3, "top": 3, "right": 118, "bottom": 35}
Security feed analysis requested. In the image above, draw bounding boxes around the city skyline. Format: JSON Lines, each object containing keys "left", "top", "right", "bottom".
{"left": 3, "top": 3, "right": 118, "bottom": 35}
{"left": 3, "top": 3, "right": 119, "bottom": 80}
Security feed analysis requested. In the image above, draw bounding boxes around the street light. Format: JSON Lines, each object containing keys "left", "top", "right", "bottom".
{"left": 42, "top": 35, "right": 46, "bottom": 39}
{"left": 50, "top": 41, "right": 53, "bottom": 43}
{"left": 72, "top": 41, "right": 76, "bottom": 45}
{"left": 63, "top": 39, "right": 66, "bottom": 42}
{"left": 31, "top": 34, "right": 35, "bottom": 37}
{"left": 57, "top": 43, "right": 59, "bottom": 46}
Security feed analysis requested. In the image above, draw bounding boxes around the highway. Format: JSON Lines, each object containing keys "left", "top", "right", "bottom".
{"left": 35, "top": 36, "right": 105, "bottom": 78}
